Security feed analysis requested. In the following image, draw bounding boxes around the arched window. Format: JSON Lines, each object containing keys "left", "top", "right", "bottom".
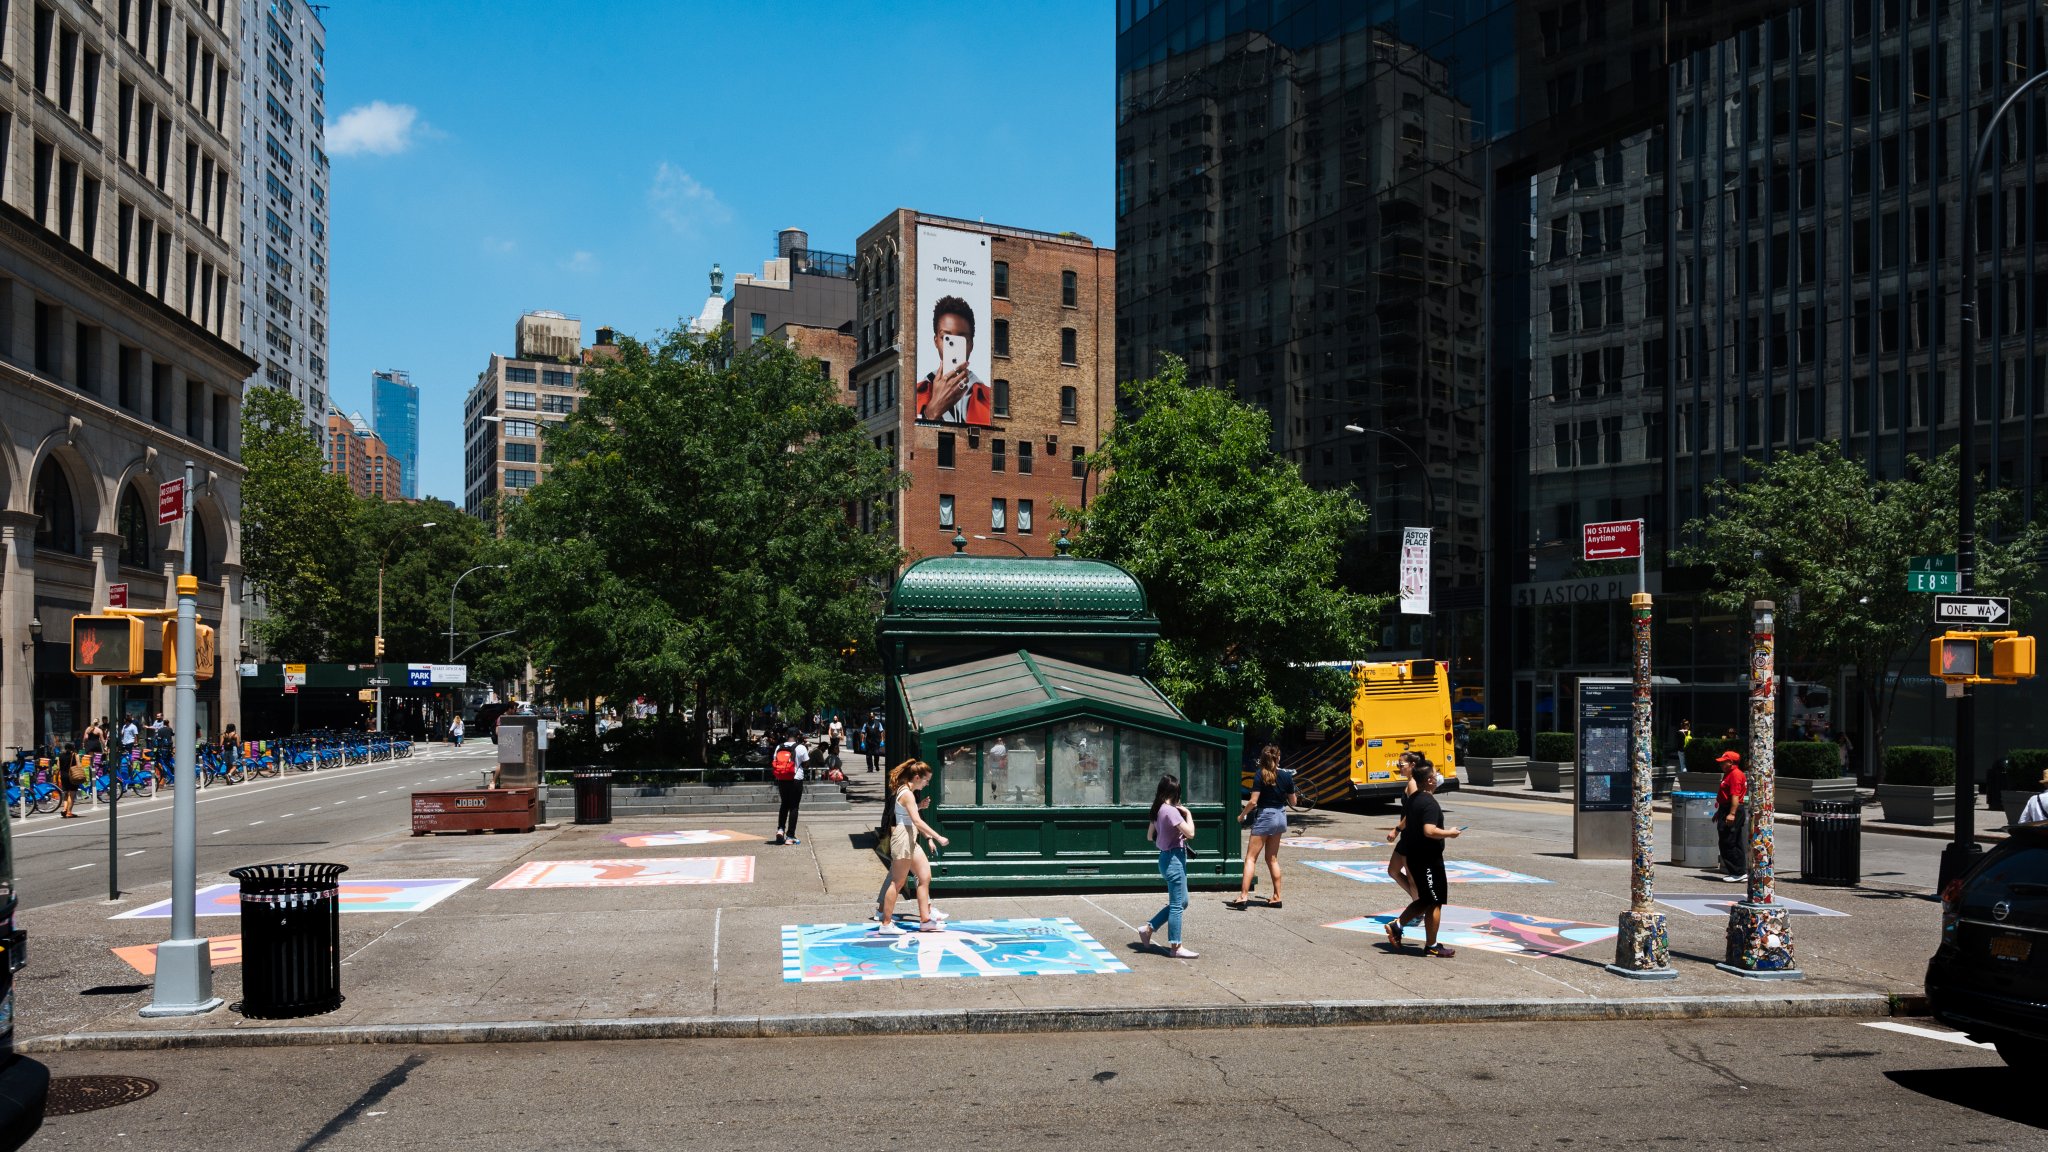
{"left": 32, "top": 461, "right": 77, "bottom": 555}
{"left": 191, "top": 516, "right": 213, "bottom": 582}
{"left": 118, "top": 487, "right": 151, "bottom": 569}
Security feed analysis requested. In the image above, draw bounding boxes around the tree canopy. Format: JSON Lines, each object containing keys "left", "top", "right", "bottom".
{"left": 240, "top": 386, "right": 354, "bottom": 660}
{"left": 1061, "top": 357, "right": 1387, "bottom": 732}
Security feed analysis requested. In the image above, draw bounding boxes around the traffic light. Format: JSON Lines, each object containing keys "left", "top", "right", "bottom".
{"left": 374, "top": 635, "right": 385, "bottom": 658}
{"left": 1994, "top": 635, "right": 2038, "bottom": 679}
{"left": 159, "top": 621, "right": 216, "bottom": 680}
{"left": 70, "top": 616, "right": 144, "bottom": 676}
{"left": 1932, "top": 634, "right": 1980, "bottom": 678}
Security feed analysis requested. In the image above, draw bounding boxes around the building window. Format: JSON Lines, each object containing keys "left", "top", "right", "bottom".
{"left": 1017, "top": 440, "right": 1033, "bottom": 475}
{"left": 1017, "top": 500, "right": 1033, "bottom": 534}
{"left": 542, "top": 369, "right": 575, "bottom": 388}
{"left": 117, "top": 486, "right": 151, "bottom": 568}
{"left": 1060, "top": 327, "right": 1077, "bottom": 365}
{"left": 993, "top": 319, "right": 1010, "bottom": 357}
{"left": 937, "top": 431, "right": 955, "bottom": 468}
{"left": 504, "top": 469, "right": 537, "bottom": 489}
{"left": 32, "top": 460, "right": 77, "bottom": 555}
{"left": 938, "top": 494, "right": 955, "bottom": 529}
{"left": 505, "top": 391, "right": 536, "bottom": 410}
{"left": 540, "top": 393, "right": 575, "bottom": 414}
{"left": 750, "top": 312, "right": 766, "bottom": 339}
{"left": 1071, "top": 447, "right": 1086, "bottom": 478}
{"left": 504, "top": 442, "right": 537, "bottom": 463}
{"left": 991, "top": 438, "right": 1006, "bottom": 472}
{"left": 1060, "top": 386, "right": 1078, "bottom": 422}
{"left": 504, "top": 366, "right": 537, "bottom": 384}
{"left": 993, "top": 261, "right": 1009, "bottom": 299}
{"left": 503, "top": 418, "right": 537, "bottom": 437}
{"left": 990, "top": 498, "right": 1007, "bottom": 533}
{"left": 992, "top": 378, "right": 1010, "bottom": 418}
{"left": 1061, "top": 270, "right": 1077, "bottom": 307}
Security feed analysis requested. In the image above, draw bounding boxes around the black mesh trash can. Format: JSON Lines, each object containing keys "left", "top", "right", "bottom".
{"left": 572, "top": 771, "right": 613, "bottom": 825}
{"left": 1799, "top": 798, "right": 1862, "bottom": 886}
{"left": 231, "top": 863, "right": 347, "bottom": 1019}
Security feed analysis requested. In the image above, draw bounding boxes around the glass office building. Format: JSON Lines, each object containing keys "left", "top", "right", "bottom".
{"left": 372, "top": 369, "right": 421, "bottom": 500}
{"left": 1119, "top": 0, "right": 2048, "bottom": 760}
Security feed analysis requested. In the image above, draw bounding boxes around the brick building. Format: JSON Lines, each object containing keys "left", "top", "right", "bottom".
{"left": 850, "top": 211, "right": 1113, "bottom": 562}
{"left": 771, "top": 321, "right": 856, "bottom": 400}
{"left": 323, "top": 409, "right": 403, "bottom": 501}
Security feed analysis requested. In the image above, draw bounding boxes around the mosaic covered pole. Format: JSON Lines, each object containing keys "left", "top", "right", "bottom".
{"left": 1607, "top": 591, "right": 1674, "bottom": 980}
{"left": 1720, "top": 600, "right": 1803, "bottom": 979}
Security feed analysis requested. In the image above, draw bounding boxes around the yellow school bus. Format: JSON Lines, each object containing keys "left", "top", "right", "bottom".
{"left": 1265, "top": 660, "right": 1458, "bottom": 806}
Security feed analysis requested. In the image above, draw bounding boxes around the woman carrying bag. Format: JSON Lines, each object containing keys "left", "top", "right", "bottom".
{"left": 1230, "top": 744, "right": 1299, "bottom": 910}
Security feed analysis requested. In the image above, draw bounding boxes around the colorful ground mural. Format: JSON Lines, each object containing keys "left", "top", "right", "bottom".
{"left": 490, "top": 857, "right": 756, "bottom": 890}
{"left": 1656, "top": 893, "right": 1848, "bottom": 918}
{"left": 1281, "top": 836, "right": 1386, "bottom": 852}
{"left": 111, "top": 935, "right": 243, "bottom": 975}
{"left": 1327, "top": 906, "right": 1616, "bottom": 956}
{"left": 111, "top": 878, "right": 476, "bottom": 919}
{"left": 608, "top": 829, "right": 764, "bottom": 848}
{"left": 783, "top": 917, "right": 1130, "bottom": 983}
{"left": 1306, "top": 860, "right": 1551, "bottom": 885}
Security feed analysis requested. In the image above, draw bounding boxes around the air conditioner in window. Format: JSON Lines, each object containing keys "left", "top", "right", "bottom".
{"left": 1045, "top": 435, "right": 1059, "bottom": 456}
{"left": 967, "top": 429, "right": 981, "bottom": 449}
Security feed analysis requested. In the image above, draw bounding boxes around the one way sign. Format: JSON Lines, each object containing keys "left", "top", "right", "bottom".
{"left": 1935, "top": 595, "right": 2011, "bottom": 625}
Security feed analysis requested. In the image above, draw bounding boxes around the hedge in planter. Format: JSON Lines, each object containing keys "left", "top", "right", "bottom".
{"left": 1883, "top": 745, "right": 1956, "bottom": 787}
{"left": 1775, "top": 741, "right": 1841, "bottom": 780}
{"left": 2006, "top": 748, "right": 2048, "bottom": 792}
{"left": 1467, "top": 728, "right": 1521, "bottom": 758}
{"left": 1532, "top": 732, "right": 1576, "bottom": 762}
{"left": 1683, "top": 737, "right": 1732, "bottom": 775}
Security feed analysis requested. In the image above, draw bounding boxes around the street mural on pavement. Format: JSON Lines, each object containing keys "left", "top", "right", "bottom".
{"left": 111, "top": 935, "right": 243, "bottom": 975}
{"left": 111, "top": 878, "right": 476, "bottom": 919}
{"left": 1281, "top": 836, "right": 1385, "bottom": 852}
{"left": 607, "top": 829, "right": 765, "bottom": 848}
{"left": 1306, "top": 859, "right": 1551, "bottom": 885}
{"left": 1656, "top": 893, "right": 1849, "bottom": 918}
{"left": 490, "top": 856, "right": 756, "bottom": 890}
{"left": 782, "top": 916, "right": 1130, "bottom": 983}
{"left": 1327, "top": 906, "right": 1616, "bottom": 956}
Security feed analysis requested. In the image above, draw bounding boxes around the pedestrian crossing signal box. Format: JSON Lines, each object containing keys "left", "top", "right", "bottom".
{"left": 1930, "top": 631, "right": 2036, "bottom": 685}
{"left": 159, "top": 621, "right": 216, "bottom": 680}
{"left": 70, "top": 616, "right": 144, "bottom": 676}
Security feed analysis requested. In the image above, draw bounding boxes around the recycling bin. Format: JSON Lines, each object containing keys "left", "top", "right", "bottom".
{"left": 230, "top": 862, "right": 347, "bottom": 1019}
{"left": 1800, "top": 798, "right": 1862, "bottom": 886}
{"left": 1670, "top": 791, "right": 1719, "bottom": 868}
{"left": 572, "top": 770, "right": 613, "bottom": 825}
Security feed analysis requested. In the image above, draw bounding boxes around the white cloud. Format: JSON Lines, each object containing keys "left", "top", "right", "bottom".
{"left": 648, "top": 162, "right": 731, "bottom": 234}
{"left": 328, "top": 101, "right": 423, "bottom": 157}
{"left": 561, "top": 250, "right": 599, "bottom": 274}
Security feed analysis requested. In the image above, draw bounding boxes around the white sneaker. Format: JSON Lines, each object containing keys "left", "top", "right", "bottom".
{"left": 1167, "top": 945, "right": 1199, "bottom": 959}
{"left": 1722, "top": 873, "right": 1747, "bottom": 883}
{"left": 875, "top": 922, "right": 907, "bottom": 936}
{"left": 927, "top": 907, "right": 950, "bottom": 921}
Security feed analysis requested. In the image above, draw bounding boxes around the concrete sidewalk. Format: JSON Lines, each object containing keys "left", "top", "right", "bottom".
{"left": 11, "top": 790, "right": 1941, "bottom": 1051}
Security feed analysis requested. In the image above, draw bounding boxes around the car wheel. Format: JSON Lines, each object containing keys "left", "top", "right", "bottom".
{"left": 1995, "top": 1039, "right": 2048, "bottom": 1073}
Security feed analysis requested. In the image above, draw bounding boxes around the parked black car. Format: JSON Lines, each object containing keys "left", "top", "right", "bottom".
{"left": 1927, "top": 823, "right": 2048, "bottom": 1071}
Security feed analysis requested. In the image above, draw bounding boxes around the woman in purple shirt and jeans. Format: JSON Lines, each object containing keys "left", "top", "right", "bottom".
{"left": 1139, "top": 775, "right": 1199, "bottom": 959}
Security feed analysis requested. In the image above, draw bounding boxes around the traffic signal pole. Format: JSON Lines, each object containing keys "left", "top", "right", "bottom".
{"left": 142, "top": 460, "right": 219, "bottom": 1017}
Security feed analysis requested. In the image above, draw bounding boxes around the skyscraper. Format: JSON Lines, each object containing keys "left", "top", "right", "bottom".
{"left": 371, "top": 369, "right": 420, "bottom": 499}
{"left": 237, "top": 0, "right": 329, "bottom": 439}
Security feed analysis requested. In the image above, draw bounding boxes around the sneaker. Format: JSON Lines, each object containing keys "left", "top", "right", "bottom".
{"left": 773, "top": 836, "right": 786, "bottom": 846}
{"left": 787, "top": 838, "right": 802, "bottom": 846}
{"left": 926, "top": 907, "right": 950, "bottom": 922}
{"left": 1423, "top": 943, "right": 1456, "bottom": 959}
{"left": 875, "top": 922, "right": 906, "bottom": 936}
{"left": 1138, "top": 924, "right": 1154, "bottom": 949}
{"left": 1722, "top": 873, "right": 1747, "bottom": 883}
{"left": 1167, "top": 945, "right": 1199, "bottom": 959}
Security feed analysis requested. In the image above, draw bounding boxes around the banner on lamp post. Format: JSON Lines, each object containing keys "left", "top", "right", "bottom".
{"left": 1398, "top": 527, "right": 1431, "bottom": 616}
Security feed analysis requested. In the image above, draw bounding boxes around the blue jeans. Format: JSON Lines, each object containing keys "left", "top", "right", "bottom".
{"left": 1149, "top": 848, "right": 1189, "bottom": 944}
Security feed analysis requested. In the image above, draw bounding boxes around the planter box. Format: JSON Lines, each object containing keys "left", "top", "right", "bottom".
{"left": 1464, "top": 756, "right": 1527, "bottom": 788}
{"left": 1651, "top": 768, "right": 1678, "bottom": 799}
{"left": 1678, "top": 772, "right": 1724, "bottom": 795}
{"left": 1775, "top": 775, "right": 1859, "bottom": 815}
{"left": 1529, "top": 761, "right": 1576, "bottom": 794}
{"left": 1876, "top": 783, "right": 1955, "bottom": 827}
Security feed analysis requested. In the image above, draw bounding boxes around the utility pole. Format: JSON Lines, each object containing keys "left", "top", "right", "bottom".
{"left": 1720, "top": 600, "right": 1802, "bottom": 979}
{"left": 1607, "top": 590, "right": 1675, "bottom": 980}
{"left": 142, "top": 460, "right": 219, "bottom": 1017}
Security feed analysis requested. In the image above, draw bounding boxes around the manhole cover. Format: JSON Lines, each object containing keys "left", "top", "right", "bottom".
{"left": 45, "top": 1075, "right": 159, "bottom": 1115}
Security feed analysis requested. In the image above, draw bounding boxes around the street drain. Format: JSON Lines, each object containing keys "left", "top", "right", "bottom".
{"left": 45, "top": 1075, "right": 159, "bottom": 1115}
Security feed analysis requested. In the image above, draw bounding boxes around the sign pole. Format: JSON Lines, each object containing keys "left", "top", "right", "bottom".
{"left": 142, "top": 460, "right": 220, "bottom": 1017}
{"left": 1720, "top": 600, "right": 1803, "bottom": 979}
{"left": 1607, "top": 591, "right": 1674, "bottom": 979}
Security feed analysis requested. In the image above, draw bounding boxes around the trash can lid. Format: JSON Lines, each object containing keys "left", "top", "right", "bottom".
{"left": 1670, "top": 790, "right": 1715, "bottom": 798}
{"left": 230, "top": 862, "right": 349, "bottom": 890}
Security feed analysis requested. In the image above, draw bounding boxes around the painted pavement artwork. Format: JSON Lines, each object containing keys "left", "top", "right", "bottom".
{"left": 1306, "top": 859, "right": 1551, "bottom": 885}
{"left": 1327, "top": 906, "right": 1616, "bottom": 956}
{"left": 783, "top": 917, "right": 1130, "bottom": 983}
{"left": 1280, "top": 836, "right": 1386, "bottom": 852}
{"left": 1656, "top": 893, "right": 1848, "bottom": 918}
{"left": 111, "top": 935, "right": 243, "bottom": 975}
{"left": 490, "top": 857, "right": 755, "bottom": 890}
{"left": 111, "top": 878, "right": 476, "bottom": 919}
{"left": 608, "top": 829, "right": 766, "bottom": 848}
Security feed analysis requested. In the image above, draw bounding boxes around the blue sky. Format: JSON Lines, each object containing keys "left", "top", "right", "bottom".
{"left": 322, "top": 0, "right": 1115, "bottom": 503}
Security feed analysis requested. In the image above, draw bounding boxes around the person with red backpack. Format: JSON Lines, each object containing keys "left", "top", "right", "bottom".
{"left": 771, "top": 729, "right": 809, "bottom": 845}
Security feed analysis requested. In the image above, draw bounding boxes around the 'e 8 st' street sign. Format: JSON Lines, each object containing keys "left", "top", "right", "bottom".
{"left": 1908, "top": 553, "right": 1959, "bottom": 594}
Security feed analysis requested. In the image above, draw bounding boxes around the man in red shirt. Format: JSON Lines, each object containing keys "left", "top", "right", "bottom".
{"left": 1715, "top": 749, "right": 1748, "bottom": 882}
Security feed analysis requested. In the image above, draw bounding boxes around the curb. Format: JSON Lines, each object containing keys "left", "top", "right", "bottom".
{"left": 17, "top": 992, "right": 1899, "bottom": 1053}
{"left": 1457, "top": 786, "right": 2008, "bottom": 843}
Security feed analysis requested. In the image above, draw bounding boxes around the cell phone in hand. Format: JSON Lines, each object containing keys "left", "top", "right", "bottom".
{"left": 941, "top": 333, "right": 967, "bottom": 374}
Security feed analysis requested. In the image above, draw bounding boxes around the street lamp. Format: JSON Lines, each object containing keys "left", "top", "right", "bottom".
{"left": 1344, "top": 423, "right": 1437, "bottom": 657}
{"left": 375, "top": 520, "right": 437, "bottom": 732}
{"left": 448, "top": 564, "right": 510, "bottom": 661}
{"left": 972, "top": 534, "right": 1030, "bottom": 557}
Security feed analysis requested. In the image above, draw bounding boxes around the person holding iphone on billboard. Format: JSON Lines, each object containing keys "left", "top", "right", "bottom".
{"left": 915, "top": 296, "right": 992, "bottom": 425}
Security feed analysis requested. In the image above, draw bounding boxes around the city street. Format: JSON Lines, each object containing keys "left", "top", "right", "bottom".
{"left": 26, "top": 1017, "right": 2042, "bottom": 1150}
{"left": 11, "top": 743, "right": 495, "bottom": 910}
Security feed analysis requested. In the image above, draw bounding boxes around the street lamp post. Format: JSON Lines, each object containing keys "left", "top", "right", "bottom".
{"left": 1944, "top": 68, "right": 2048, "bottom": 891}
{"left": 448, "top": 564, "right": 509, "bottom": 661}
{"left": 971, "top": 534, "right": 1030, "bottom": 557}
{"left": 375, "top": 521, "right": 437, "bottom": 733}
{"left": 1344, "top": 424, "right": 1437, "bottom": 657}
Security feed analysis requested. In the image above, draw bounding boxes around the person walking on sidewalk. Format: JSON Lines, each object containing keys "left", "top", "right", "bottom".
{"left": 1230, "top": 745, "right": 1298, "bottom": 910}
{"left": 1139, "top": 775, "right": 1200, "bottom": 958}
{"left": 1384, "top": 762, "right": 1460, "bottom": 957}
{"left": 1715, "top": 748, "right": 1749, "bottom": 882}
{"left": 827, "top": 715, "right": 844, "bottom": 767}
{"left": 1384, "top": 753, "right": 1425, "bottom": 898}
{"left": 57, "top": 742, "right": 84, "bottom": 818}
{"left": 863, "top": 715, "right": 884, "bottom": 774}
{"left": 450, "top": 716, "right": 465, "bottom": 748}
{"left": 771, "top": 730, "right": 809, "bottom": 845}
{"left": 877, "top": 760, "right": 949, "bottom": 934}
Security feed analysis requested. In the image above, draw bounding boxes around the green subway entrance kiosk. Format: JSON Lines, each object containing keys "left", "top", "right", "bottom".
{"left": 881, "top": 541, "right": 1242, "bottom": 891}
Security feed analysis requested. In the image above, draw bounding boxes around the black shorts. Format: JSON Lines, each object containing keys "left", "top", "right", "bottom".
{"left": 1413, "top": 857, "right": 1449, "bottom": 908}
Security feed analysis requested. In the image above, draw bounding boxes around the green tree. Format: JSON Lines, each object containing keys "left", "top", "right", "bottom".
{"left": 1060, "top": 357, "right": 1387, "bottom": 732}
{"left": 240, "top": 387, "right": 354, "bottom": 659}
{"left": 500, "top": 325, "right": 903, "bottom": 760}
{"left": 1674, "top": 442, "right": 2046, "bottom": 776}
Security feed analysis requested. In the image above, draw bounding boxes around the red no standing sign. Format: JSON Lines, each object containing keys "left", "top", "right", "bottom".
{"left": 158, "top": 478, "right": 185, "bottom": 525}
{"left": 1583, "top": 519, "right": 1643, "bottom": 561}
